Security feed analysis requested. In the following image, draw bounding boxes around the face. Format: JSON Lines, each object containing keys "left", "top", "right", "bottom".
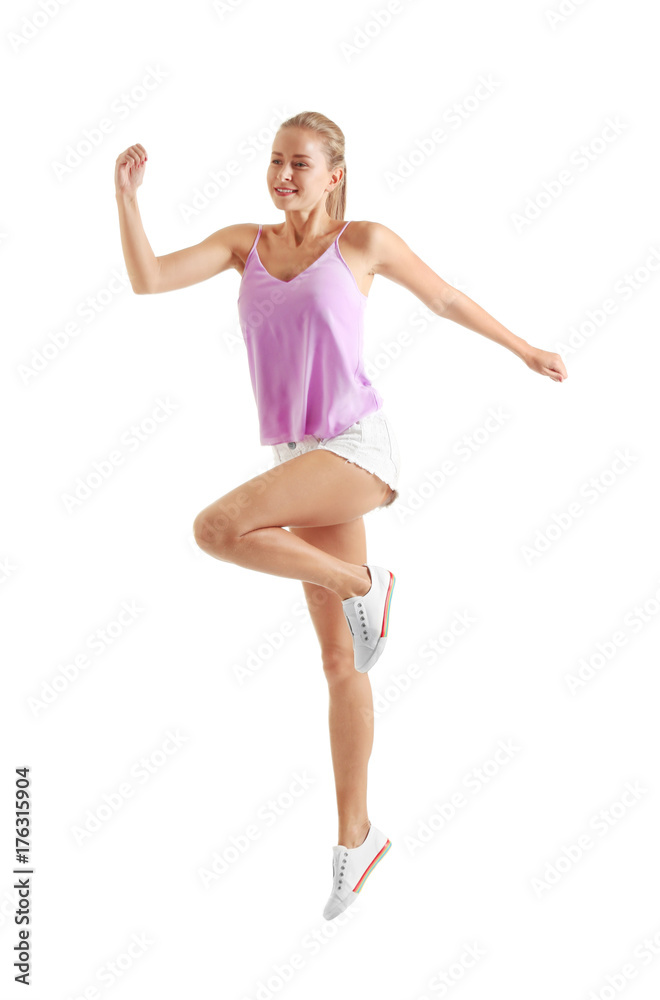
{"left": 268, "top": 127, "right": 343, "bottom": 210}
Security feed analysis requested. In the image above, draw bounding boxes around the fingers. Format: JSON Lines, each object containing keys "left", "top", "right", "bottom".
{"left": 128, "top": 145, "right": 147, "bottom": 167}
{"left": 117, "top": 144, "right": 148, "bottom": 167}
{"left": 542, "top": 351, "right": 567, "bottom": 382}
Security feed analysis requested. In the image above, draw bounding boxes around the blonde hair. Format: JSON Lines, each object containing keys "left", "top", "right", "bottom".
{"left": 277, "top": 111, "right": 347, "bottom": 220}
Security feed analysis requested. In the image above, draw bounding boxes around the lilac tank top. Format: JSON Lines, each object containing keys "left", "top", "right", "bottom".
{"left": 237, "top": 220, "right": 383, "bottom": 445}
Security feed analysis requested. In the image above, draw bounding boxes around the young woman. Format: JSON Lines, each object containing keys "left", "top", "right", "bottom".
{"left": 115, "top": 110, "right": 567, "bottom": 921}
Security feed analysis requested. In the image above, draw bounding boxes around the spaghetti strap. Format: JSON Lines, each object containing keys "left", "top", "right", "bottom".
{"left": 246, "top": 224, "right": 263, "bottom": 263}
{"left": 336, "top": 220, "right": 351, "bottom": 242}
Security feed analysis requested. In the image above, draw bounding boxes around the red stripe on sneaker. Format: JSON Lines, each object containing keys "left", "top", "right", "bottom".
{"left": 353, "top": 839, "right": 391, "bottom": 892}
{"left": 380, "top": 573, "right": 395, "bottom": 637}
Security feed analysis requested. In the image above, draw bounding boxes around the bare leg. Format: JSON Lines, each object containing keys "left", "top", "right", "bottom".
{"left": 327, "top": 669, "right": 373, "bottom": 848}
{"left": 193, "top": 451, "right": 394, "bottom": 847}
{"left": 289, "top": 521, "right": 375, "bottom": 849}
{"left": 193, "top": 450, "right": 391, "bottom": 600}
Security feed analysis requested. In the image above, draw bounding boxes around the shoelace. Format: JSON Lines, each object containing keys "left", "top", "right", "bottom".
{"left": 353, "top": 600, "right": 369, "bottom": 642}
{"left": 333, "top": 850, "right": 349, "bottom": 891}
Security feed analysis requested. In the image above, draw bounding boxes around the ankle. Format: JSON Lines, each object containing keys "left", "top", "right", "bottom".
{"left": 339, "top": 565, "right": 371, "bottom": 601}
{"left": 338, "top": 818, "right": 371, "bottom": 848}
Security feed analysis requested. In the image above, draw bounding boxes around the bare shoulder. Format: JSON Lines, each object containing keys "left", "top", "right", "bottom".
{"left": 354, "top": 220, "right": 406, "bottom": 264}
{"left": 351, "top": 220, "right": 455, "bottom": 311}
{"left": 210, "top": 222, "right": 261, "bottom": 273}
{"left": 344, "top": 220, "right": 409, "bottom": 273}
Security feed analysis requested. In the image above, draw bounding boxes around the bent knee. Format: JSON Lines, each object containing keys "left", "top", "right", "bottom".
{"left": 193, "top": 508, "right": 237, "bottom": 553}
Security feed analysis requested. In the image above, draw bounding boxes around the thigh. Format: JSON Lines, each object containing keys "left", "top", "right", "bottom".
{"left": 195, "top": 449, "right": 392, "bottom": 539}
{"left": 289, "top": 519, "right": 367, "bottom": 658}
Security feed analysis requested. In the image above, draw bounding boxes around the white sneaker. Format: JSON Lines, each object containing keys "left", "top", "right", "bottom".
{"left": 341, "top": 564, "right": 396, "bottom": 673}
{"left": 322, "top": 822, "right": 392, "bottom": 920}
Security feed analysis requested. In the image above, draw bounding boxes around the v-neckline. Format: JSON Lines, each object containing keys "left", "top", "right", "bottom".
{"left": 253, "top": 221, "right": 351, "bottom": 285}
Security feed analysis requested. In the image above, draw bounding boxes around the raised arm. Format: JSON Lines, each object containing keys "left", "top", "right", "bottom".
{"left": 367, "top": 222, "right": 567, "bottom": 383}
{"left": 114, "top": 144, "right": 239, "bottom": 294}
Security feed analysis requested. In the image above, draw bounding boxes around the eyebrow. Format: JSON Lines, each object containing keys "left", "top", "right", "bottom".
{"left": 271, "top": 152, "right": 313, "bottom": 158}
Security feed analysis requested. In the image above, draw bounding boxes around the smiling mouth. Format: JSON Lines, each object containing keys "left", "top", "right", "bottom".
{"left": 274, "top": 187, "right": 297, "bottom": 194}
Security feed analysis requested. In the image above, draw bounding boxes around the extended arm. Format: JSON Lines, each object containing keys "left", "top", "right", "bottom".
{"left": 114, "top": 144, "right": 239, "bottom": 294}
{"left": 368, "top": 223, "right": 567, "bottom": 382}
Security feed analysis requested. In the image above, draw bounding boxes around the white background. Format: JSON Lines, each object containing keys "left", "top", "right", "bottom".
{"left": 2, "top": 0, "right": 660, "bottom": 997}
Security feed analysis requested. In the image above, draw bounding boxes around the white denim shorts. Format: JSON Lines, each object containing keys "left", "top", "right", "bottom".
{"left": 270, "top": 406, "right": 401, "bottom": 510}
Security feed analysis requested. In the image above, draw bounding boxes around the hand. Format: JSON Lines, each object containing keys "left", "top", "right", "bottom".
{"left": 115, "top": 143, "right": 148, "bottom": 199}
{"left": 522, "top": 346, "right": 567, "bottom": 382}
